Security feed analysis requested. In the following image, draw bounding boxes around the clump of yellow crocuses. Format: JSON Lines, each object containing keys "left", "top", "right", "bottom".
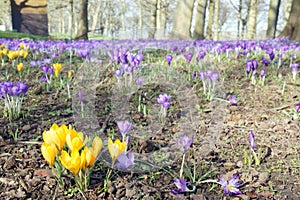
{"left": 41, "top": 123, "right": 102, "bottom": 191}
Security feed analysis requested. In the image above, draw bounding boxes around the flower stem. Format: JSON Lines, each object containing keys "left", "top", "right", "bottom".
{"left": 180, "top": 153, "right": 186, "bottom": 179}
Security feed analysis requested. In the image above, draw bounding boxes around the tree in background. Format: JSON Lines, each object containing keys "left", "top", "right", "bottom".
{"left": 172, "top": 0, "right": 194, "bottom": 39}
{"left": 246, "top": 0, "right": 257, "bottom": 39}
{"left": 75, "top": 0, "right": 88, "bottom": 39}
{"left": 280, "top": 0, "right": 300, "bottom": 40}
{"left": 266, "top": 0, "right": 281, "bottom": 38}
{"left": 213, "top": 0, "right": 220, "bottom": 40}
{"left": 206, "top": 0, "right": 215, "bottom": 40}
{"left": 193, "top": 0, "right": 208, "bottom": 40}
{"left": 0, "top": 0, "right": 12, "bottom": 31}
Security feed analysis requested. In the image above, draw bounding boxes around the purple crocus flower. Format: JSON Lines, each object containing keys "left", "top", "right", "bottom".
{"left": 209, "top": 72, "right": 219, "bottom": 82}
{"left": 184, "top": 53, "right": 193, "bottom": 63}
{"left": 165, "top": 54, "right": 173, "bottom": 66}
{"left": 246, "top": 60, "right": 252, "bottom": 74}
{"left": 157, "top": 93, "right": 171, "bottom": 105}
{"left": 267, "top": 49, "right": 275, "bottom": 61}
{"left": 117, "top": 120, "right": 132, "bottom": 137}
{"left": 127, "top": 66, "right": 133, "bottom": 73}
{"left": 48, "top": 67, "right": 54, "bottom": 75}
{"left": 40, "top": 75, "right": 48, "bottom": 83}
{"left": 136, "top": 54, "right": 144, "bottom": 63}
{"left": 43, "top": 58, "right": 51, "bottom": 64}
{"left": 121, "top": 63, "right": 128, "bottom": 72}
{"left": 76, "top": 49, "right": 90, "bottom": 59}
{"left": 252, "top": 60, "right": 258, "bottom": 70}
{"left": 262, "top": 59, "right": 269, "bottom": 66}
{"left": 218, "top": 174, "right": 242, "bottom": 196}
{"left": 78, "top": 91, "right": 83, "bottom": 103}
{"left": 163, "top": 101, "right": 170, "bottom": 109}
{"left": 8, "top": 85, "right": 20, "bottom": 96}
{"left": 192, "top": 72, "right": 197, "bottom": 80}
{"left": 116, "top": 151, "right": 134, "bottom": 170}
{"left": 114, "top": 69, "right": 122, "bottom": 79}
{"left": 30, "top": 60, "right": 37, "bottom": 67}
{"left": 291, "top": 63, "right": 298, "bottom": 81}
{"left": 229, "top": 95, "right": 237, "bottom": 106}
{"left": 177, "top": 133, "right": 194, "bottom": 153}
{"left": 136, "top": 77, "right": 143, "bottom": 86}
{"left": 198, "top": 71, "right": 205, "bottom": 80}
{"left": 252, "top": 69, "right": 257, "bottom": 77}
{"left": 196, "top": 51, "right": 206, "bottom": 62}
{"left": 291, "top": 63, "right": 299, "bottom": 69}
{"left": 171, "top": 178, "right": 195, "bottom": 194}
{"left": 260, "top": 69, "right": 266, "bottom": 78}
{"left": 296, "top": 102, "right": 300, "bottom": 112}
{"left": 16, "top": 82, "right": 28, "bottom": 95}
{"left": 41, "top": 65, "right": 49, "bottom": 73}
{"left": 249, "top": 131, "right": 255, "bottom": 151}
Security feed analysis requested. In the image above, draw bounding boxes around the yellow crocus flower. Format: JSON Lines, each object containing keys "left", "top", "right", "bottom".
{"left": 19, "top": 49, "right": 28, "bottom": 58}
{"left": 23, "top": 51, "right": 28, "bottom": 58}
{"left": 84, "top": 136, "right": 103, "bottom": 168}
{"left": 41, "top": 142, "right": 58, "bottom": 166}
{"left": 68, "top": 71, "right": 72, "bottom": 79}
{"left": 42, "top": 124, "right": 67, "bottom": 151}
{"left": 53, "top": 63, "right": 62, "bottom": 77}
{"left": 59, "top": 150, "right": 81, "bottom": 175}
{"left": 2, "top": 48, "right": 7, "bottom": 56}
{"left": 80, "top": 148, "right": 87, "bottom": 170}
{"left": 92, "top": 136, "right": 102, "bottom": 157}
{"left": 0, "top": 43, "right": 4, "bottom": 49}
{"left": 66, "top": 130, "right": 87, "bottom": 152}
{"left": 19, "top": 43, "right": 25, "bottom": 49}
{"left": 7, "top": 51, "right": 14, "bottom": 60}
{"left": 108, "top": 138, "right": 126, "bottom": 163}
{"left": 17, "top": 63, "right": 24, "bottom": 72}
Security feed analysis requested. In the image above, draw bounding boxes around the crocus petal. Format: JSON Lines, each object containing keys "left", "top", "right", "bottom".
{"left": 218, "top": 177, "right": 227, "bottom": 186}
{"left": 92, "top": 136, "right": 103, "bottom": 156}
{"left": 249, "top": 131, "right": 255, "bottom": 151}
{"left": 41, "top": 142, "right": 58, "bottom": 166}
{"left": 108, "top": 138, "right": 127, "bottom": 162}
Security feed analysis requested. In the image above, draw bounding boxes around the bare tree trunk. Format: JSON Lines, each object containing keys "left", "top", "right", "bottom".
{"left": 148, "top": 0, "right": 156, "bottom": 39}
{"left": 280, "top": 0, "right": 300, "bottom": 40}
{"left": 172, "top": 0, "right": 194, "bottom": 39}
{"left": 59, "top": 9, "right": 63, "bottom": 33}
{"left": 0, "top": 0, "right": 12, "bottom": 30}
{"left": 266, "top": 0, "right": 281, "bottom": 38}
{"left": 238, "top": 0, "right": 242, "bottom": 39}
{"left": 160, "top": 0, "right": 167, "bottom": 37}
{"left": 156, "top": 0, "right": 162, "bottom": 38}
{"left": 91, "top": 0, "right": 102, "bottom": 34}
{"left": 213, "top": 0, "right": 220, "bottom": 40}
{"left": 75, "top": 0, "right": 88, "bottom": 39}
{"left": 283, "top": 0, "right": 292, "bottom": 29}
{"left": 138, "top": 0, "right": 143, "bottom": 31}
{"left": 246, "top": 0, "right": 257, "bottom": 39}
{"left": 103, "top": 0, "right": 110, "bottom": 36}
{"left": 206, "top": 0, "right": 215, "bottom": 40}
{"left": 156, "top": 0, "right": 166, "bottom": 39}
{"left": 68, "top": 0, "right": 74, "bottom": 39}
{"left": 193, "top": 0, "right": 208, "bottom": 39}
{"left": 120, "top": 0, "right": 126, "bottom": 31}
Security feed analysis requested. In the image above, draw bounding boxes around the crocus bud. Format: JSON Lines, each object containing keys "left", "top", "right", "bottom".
{"left": 249, "top": 131, "right": 255, "bottom": 151}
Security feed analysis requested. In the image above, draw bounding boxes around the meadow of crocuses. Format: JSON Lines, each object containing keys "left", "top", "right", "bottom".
{"left": 0, "top": 37, "right": 299, "bottom": 199}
